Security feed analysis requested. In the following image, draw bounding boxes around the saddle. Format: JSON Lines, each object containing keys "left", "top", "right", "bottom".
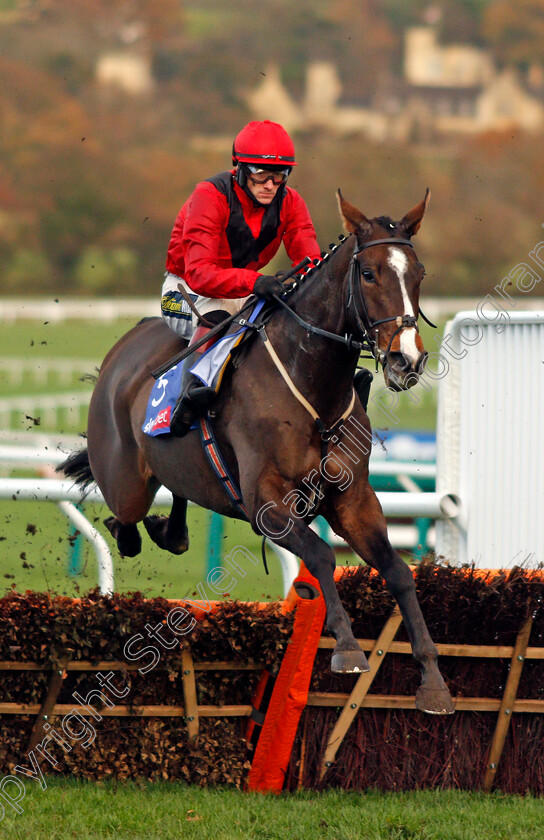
{"left": 143, "top": 298, "right": 275, "bottom": 437}
{"left": 189, "top": 297, "right": 275, "bottom": 393}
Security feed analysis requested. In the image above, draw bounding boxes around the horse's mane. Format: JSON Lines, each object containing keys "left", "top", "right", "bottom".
{"left": 284, "top": 233, "right": 350, "bottom": 307}
{"left": 375, "top": 215, "right": 402, "bottom": 234}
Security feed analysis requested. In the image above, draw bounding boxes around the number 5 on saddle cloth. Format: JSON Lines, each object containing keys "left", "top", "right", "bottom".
{"left": 143, "top": 299, "right": 266, "bottom": 437}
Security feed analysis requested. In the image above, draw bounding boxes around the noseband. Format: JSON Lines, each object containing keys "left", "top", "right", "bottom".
{"left": 347, "top": 237, "right": 428, "bottom": 365}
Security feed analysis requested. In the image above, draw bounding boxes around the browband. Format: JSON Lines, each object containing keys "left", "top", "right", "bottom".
{"left": 356, "top": 237, "right": 414, "bottom": 252}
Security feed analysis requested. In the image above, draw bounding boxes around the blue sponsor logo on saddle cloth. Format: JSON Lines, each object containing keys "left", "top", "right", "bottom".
{"left": 142, "top": 361, "right": 183, "bottom": 436}
{"left": 143, "top": 299, "right": 266, "bottom": 437}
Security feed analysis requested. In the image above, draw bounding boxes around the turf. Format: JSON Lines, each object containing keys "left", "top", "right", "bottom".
{"left": 0, "top": 498, "right": 291, "bottom": 600}
{"left": 0, "top": 318, "right": 138, "bottom": 361}
{"left": 0, "top": 779, "right": 542, "bottom": 839}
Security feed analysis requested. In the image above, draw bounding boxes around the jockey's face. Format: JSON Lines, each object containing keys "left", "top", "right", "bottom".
{"left": 245, "top": 170, "right": 282, "bottom": 205}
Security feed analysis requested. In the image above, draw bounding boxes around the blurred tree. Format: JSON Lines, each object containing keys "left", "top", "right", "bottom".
{"left": 0, "top": 0, "right": 542, "bottom": 299}
{"left": 326, "top": 0, "right": 397, "bottom": 98}
{"left": 73, "top": 246, "right": 138, "bottom": 293}
{"left": 483, "top": 0, "right": 544, "bottom": 67}
{"left": 434, "top": 1, "right": 490, "bottom": 45}
{"left": 3, "top": 248, "right": 54, "bottom": 291}
{"left": 49, "top": 0, "right": 184, "bottom": 44}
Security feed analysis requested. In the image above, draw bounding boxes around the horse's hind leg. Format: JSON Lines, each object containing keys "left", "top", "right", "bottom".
{"left": 143, "top": 495, "right": 189, "bottom": 554}
{"left": 104, "top": 517, "right": 142, "bottom": 557}
{"left": 88, "top": 428, "right": 157, "bottom": 559}
{"left": 328, "top": 486, "right": 454, "bottom": 714}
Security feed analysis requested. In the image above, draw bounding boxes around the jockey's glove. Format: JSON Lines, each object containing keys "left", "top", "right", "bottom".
{"left": 253, "top": 275, "right": 285, "bottom": 299}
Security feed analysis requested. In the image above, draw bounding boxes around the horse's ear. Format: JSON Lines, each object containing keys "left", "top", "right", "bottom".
{"left": 400, "top": 188, "right": 430, "bottom": 237}
{"left": 337, "top": 189, "right": 372, "bottom": 236}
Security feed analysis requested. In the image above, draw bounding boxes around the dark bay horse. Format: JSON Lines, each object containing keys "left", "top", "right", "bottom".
{"left": 59, "top": 191, "right": 454, "bottom": 715}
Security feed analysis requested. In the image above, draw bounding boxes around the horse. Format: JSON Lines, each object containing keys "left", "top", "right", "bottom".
{"left": 59, "top": 190, "right": 454, "bottom": 715}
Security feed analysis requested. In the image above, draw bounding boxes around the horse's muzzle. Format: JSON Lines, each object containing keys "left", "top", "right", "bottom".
{"left": 383, "top": 351, "right": 427, "bottom": 391}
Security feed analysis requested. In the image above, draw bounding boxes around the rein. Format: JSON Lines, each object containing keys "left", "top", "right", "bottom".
{"left": 248, "top": 234, "right": 433, "bottom": 454}
{"left": 270, "top": 290, "right": 368, "bottom": 355}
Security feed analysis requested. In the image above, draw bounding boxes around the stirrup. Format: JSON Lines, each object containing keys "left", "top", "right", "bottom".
{"left": 169, "top": 397, "right": 196, "bottom": 438}
{"left": 188, "top": 382, "right": 217, "bottom": 408}
{"left": 170, "top": 382, "right": 217, "bottom": 438}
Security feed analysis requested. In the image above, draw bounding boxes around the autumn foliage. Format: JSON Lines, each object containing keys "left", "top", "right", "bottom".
{"left": 1, "top": 2, "right": 543, "bottom": 298}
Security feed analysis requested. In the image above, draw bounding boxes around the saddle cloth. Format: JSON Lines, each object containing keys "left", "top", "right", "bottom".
{"left": 143, "top": 298, "right": 266, "bottom": 437}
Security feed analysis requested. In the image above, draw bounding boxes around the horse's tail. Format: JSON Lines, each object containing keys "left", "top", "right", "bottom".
{"left": 56, "top": 447, "right": 95, "bottom": 491}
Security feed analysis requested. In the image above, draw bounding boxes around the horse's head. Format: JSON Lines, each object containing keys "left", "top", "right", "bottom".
{"left": 338, "top": 189, "right": 430, "bottom": 391}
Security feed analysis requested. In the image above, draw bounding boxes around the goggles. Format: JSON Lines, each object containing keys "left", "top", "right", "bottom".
{"left": 245, "top": 164, "right": 291, "bottom": 185}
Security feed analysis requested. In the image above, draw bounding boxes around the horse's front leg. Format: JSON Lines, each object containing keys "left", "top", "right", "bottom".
{"left": 252, "top": 478, "right": 369, "bottom": 674}
{"left": 328, "top": 484, "right": 454, "bottom": 714}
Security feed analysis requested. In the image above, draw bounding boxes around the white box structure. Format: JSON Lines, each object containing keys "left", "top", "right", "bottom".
{"left": 435, "top": 311, "right": 544, "bottom": 568}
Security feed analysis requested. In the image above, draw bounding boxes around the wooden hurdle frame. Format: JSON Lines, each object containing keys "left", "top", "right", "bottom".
{"left": 0, "top": 583, "right": 541, "bottom": 794}
{"left": 311, "top": 611, "right": 537, "bottom": 793}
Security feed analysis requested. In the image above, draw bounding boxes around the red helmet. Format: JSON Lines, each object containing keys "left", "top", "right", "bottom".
{"left": 232, "top": 120, "right": 297, "bottom": 167}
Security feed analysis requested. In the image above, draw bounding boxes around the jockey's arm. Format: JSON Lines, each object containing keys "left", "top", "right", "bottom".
{"left": 281, "top": 191, "right": 321, "bottom": 266}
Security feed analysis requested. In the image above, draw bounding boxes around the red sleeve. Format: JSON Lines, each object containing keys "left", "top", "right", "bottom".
{"left": 281, "top": 190, "right": 321, "bottom": 266}
{"left": 182, "top": 182, "right": 260, "bottom": 298}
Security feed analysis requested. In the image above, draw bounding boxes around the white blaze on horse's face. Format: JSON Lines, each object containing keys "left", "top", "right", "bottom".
{"left": 387, "top": 246, "right": 420, "bottom": 367}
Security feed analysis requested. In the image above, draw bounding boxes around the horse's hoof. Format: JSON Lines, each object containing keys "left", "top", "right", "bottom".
{"left": 143, "top": 514, "right": 167, "bottom": 543}
{"left": 415, "top": 685, "right": 455, "bottom": 715}
{"left": 331, "top": 648, "right": 370, "bottom": 674}
{"left": 143, "top": 516, "right": 189, "bottom": 554}
{"left": 104, "top": 517, "right": 141, "bottom": 557}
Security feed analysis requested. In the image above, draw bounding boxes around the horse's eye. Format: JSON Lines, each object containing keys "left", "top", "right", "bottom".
{"left": 361, "top": 268, "right": 375, "bottom": 283}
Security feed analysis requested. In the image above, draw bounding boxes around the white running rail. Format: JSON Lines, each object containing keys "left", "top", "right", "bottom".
{"left": 0, "top": 391, "right": 92, "bottom": 430}
{"left": 0, "top": 445, "right": 460, "bottom": 595}
{"left": 2, "top": 297, "right": 544, "bottom": 323}
{"left": 1, "top": 358, "right": 98, "bottom": 387}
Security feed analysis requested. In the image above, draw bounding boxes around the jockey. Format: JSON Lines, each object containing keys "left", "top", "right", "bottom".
{"left": 162, "top": 119, "right": 372, "bottom": 437}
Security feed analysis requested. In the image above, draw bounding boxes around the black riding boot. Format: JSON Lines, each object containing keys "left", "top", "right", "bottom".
{"left": 170, "top": 330, "right": 217, "bottom": 437}
{"left": 353, "top": 368, "right": 373, "bottom": 412}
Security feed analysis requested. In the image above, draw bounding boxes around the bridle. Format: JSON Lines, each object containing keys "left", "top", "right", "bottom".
{"left": 347, "top": 236, "right": 421, "bottom": 366}
{"left": 270, "top": 234, "right": 435, "bottom": 367}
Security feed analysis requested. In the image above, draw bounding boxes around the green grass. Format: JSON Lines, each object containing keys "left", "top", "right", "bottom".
{"left": 0, "top": 318, "right": 138, "bottom": 360}
{"left": 0, "top": 780, "right": 543, "bottom": 839}
{"left": 0, "top": 499, "right": 292, "bottom": 600}
{"left": 0, "top": 319, "right": 138, "bottom": 433}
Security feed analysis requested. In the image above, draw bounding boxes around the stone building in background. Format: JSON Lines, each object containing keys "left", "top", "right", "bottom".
{"left": 244, "top": 25, "right": 544, "bottom": 142}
